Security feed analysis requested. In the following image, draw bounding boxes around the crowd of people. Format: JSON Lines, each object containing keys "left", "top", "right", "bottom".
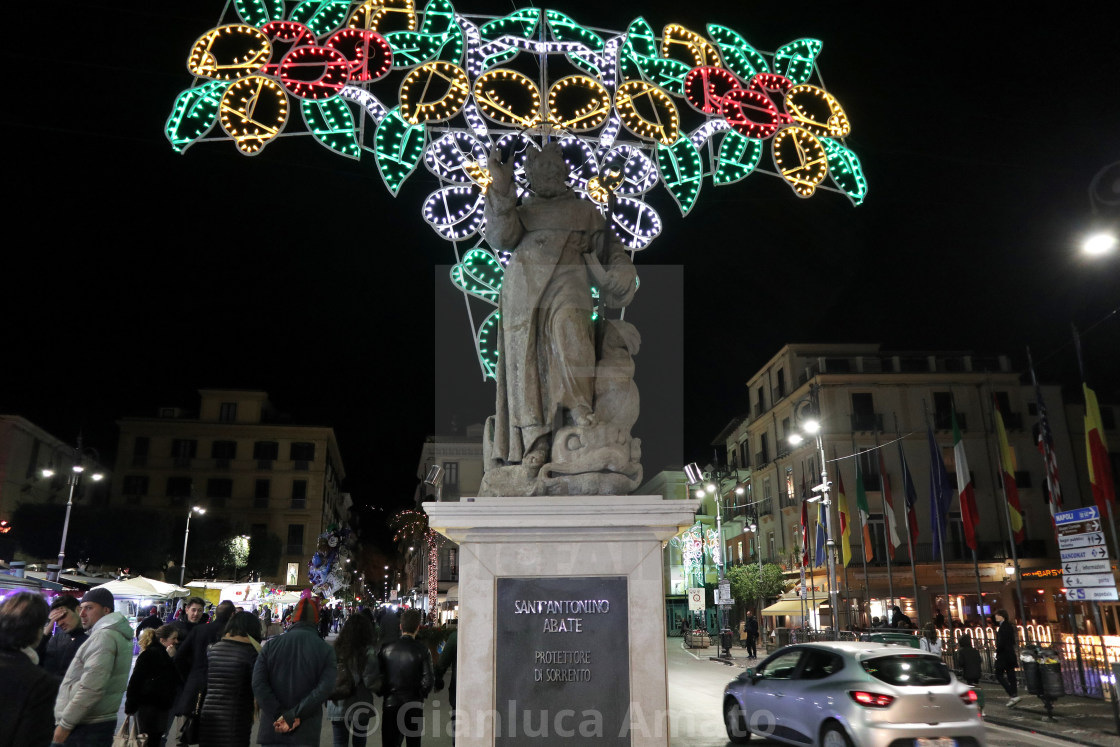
{"left": 0, "top": 589, "right": 456, "bottom": 747}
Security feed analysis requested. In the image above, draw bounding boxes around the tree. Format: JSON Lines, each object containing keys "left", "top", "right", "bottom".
{"left": 727, "top": 562, "right": 788, "bottom": 615}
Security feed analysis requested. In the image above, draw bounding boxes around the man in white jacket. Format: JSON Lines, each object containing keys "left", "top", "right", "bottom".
{"left": 51, "top": 588, "right": 133, "bottom": 746}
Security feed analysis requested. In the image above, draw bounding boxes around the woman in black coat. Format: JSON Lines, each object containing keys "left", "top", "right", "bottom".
{"left": 199, "top": 611, "right": 263, "bottom": 746}
{"left": 125, "top": 624, "right": 181, "bottom": 743}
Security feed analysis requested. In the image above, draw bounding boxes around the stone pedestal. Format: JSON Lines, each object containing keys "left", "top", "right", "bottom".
{"left": 424, "top": 495, "right": 700, "bottom": 746}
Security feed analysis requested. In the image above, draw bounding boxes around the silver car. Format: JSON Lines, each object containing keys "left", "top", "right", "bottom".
{"left": 723, "top": 641, "right": 986, "bottom": 747}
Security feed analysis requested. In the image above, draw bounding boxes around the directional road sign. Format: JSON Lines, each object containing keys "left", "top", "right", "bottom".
{"left": 1066, "top": 587, "right": 1119, "bottom": 602}
{"left": 1061, "top": 545, "right": 1111, "bottom": 562}
{"left": 1058, "top": 518, "right": 1103, "bottom": 536}
{"left": 1059, "top": 531, "right": 1109, "bottom": 550}
{"left": 1063, "top": 559, "right": 1112, "bottom": 575}
{"left": 1055, "top": 506, "right": 1101, "bottom": 525}
{"left": 1063, "top": 573, "right": 1117, "bottom": 588}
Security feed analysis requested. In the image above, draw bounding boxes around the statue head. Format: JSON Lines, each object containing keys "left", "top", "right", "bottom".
{"left": 524, "top": 142, "right": 571, "bottom": 198}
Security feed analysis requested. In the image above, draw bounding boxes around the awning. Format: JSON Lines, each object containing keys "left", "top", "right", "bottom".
{"left": 762, "top": 598, "right": 826, "bottom": 615}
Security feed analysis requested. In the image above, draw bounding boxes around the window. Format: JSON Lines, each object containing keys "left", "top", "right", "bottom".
{"left": 286, "top": 524, "right": 304, "bottom": 555}
{"left": 863, "top": 655, "right": 950, "bottom": 686}
{"left": 290, "top": 442, "right": 316, "bottom": 462}
{"left": 758, "top": 649, "right": 803, "bottom": 679}
{"left": 858, "top": 448, "right": 881, "bottom": 490}
{"left": 253, "top": 441, "right": 279, "bottom": 460}
{"left": 171, "top": 438, "right": 197, "bottom": 466}
{"left": 762, "top": 477, "right": 773, "bottom": 517}
{"left": 798, "top": 649, "right": 843, "bottom": 679}
{"left": 783, "top": 467, "right": 796, "bottom": 508}
{"left": 291, "top": 480, "right": 307, "bottom": 509}
{"left": 211, "top": 440, "right": 237, "bottom": 460}
{"left": 132, "top": 437, "right": 149, "bottom": 466}
{"left": 851, "top": 393, "right": 879, "bottom": 431}
{"left": 739, "top": 439, "right": 749, "bottom": 468}
{"left": 254, "top": 479, "right": 270, "bottom": 509}
{"left": 219, "top": 402, "right": 238, "bottom": 422}
{"left": 759, "top": 433, "right": 770, "bottom": 464}
{"left": 933, "top": 392, "right": 954, "bottom": 430}
{"left": 207, "top": 478, "right": 232, "bottom": 498}
{"left": 781, "top": 418, "right": 791, "bottom": 447}
{"left": 443, "top": 461, "right": 459, "bottom": 487}
{"left": 776, "top": 369, "right": 786, "bottom": 400}
{"left": 167, "top": 477, "right": 192, "bottom": 497}
{"left": 122, "top": 475, "right": 149, "bottom": 496}
{"left": 868, "top": 514, "right": 887, "bottom": 563}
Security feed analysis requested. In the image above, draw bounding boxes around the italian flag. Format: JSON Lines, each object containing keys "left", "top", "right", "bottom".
{"left": 952, "top": 409, "right": 980, "bottom": 551}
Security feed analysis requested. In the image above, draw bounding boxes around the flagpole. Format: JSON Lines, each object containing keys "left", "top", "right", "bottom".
{"left": 875, "top": 428, "right": 896, "bottom": 613}
{"left": 924, "top": 402, "right": 953, "bottom": 633}
{"left": 851, "top": 435, "right": 873, "bottom": 630}
{"left": 1073, "top": 325, "right": 1120, "bottom": 562}
{"left": 985, "top": 391, "right": 1030, "bottom": 637}
{"left": 895, "top": 414, "right": 922, "bottom": 626}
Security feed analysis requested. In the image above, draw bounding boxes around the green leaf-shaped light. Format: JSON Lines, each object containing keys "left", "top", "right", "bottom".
{"left": 478, "top": 8, "right": 539, "bottom": 69}
{"left": 774, "top": 38, "right": 822, "bottom": 85}
{"left": 384, "top": 0, "right": 463, "bottom": 67}
{"left": 706, "top": 24, "right": 770, "bottom": 80}
{"left": 234, "top": 0, "right": 284, "bottom": 27}
{"left": 623, "top": 17, "right": 659, "bottom": 59}
{"left": 288, "top": 0, "right": 351, "bottom": 38}
{"left": 165, "top": 80, "right": 230, "bottom": 154}
{"left": 640, "top": 56, "right": 691, "bottom": 96}
{"left": 545, "top": 10, "right": 604, "bottom": 50}
{"left": 820, "top": 137, "right": 867, "bottom": 206}
{"left": 374, "top": 107, "right": 426, "bottom": 196}
{"left": 301, "top": 97, "right": 360, "bottom": 160}
{"left": 656, "top": 136, "right": 703, "bottom": 215}
{"left": 713, "top": 130, "right": 763, "bottom": 186}
{"left": 477, "top": 309, "right": 500, "bottom": 381}
{"left": 450, "top": 247, "right": 504, "bottom": 304}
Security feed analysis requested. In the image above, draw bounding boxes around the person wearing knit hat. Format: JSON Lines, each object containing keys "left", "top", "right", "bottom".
{"left": 52, "top": 586, "right": 134, "bottom": 745}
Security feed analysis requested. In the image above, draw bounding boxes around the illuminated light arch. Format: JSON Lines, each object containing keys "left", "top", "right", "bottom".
{"left": 661, "top": 24, "right": 722, "bottom": 68}
{"left": 785, "top": 84, "right": 850, "bottom": 138}
{"left": 772, "top": 126, "right": 829, "bottom": 198}
{"left": 325, "top": 28, "right": 394, "bottom": 82}
{"left": 170, "top": 5, "right": 866, "bottom": 379}
{"left": 614, "top": 80, "right": 680, "bottom": 145}
{"left": 547, "top": 75, "right": 611, "bottom": 132}
{"left": 187, "top": 25, "right": 272, "bottom": 81}
{"left": 348, "top": 0, "right": 418, "bottom": 32}
{"left": 720, "top": 87, "right": 782, "bottom": 139}
{"left": 276, "top": 45, "right": 352, "bottom": 99}
{"left": 473, "top": 69, "right": 542, "bottom": 128}
{"left": 399, "top": 61, "right": 470, "bottom": 123}
{"left": 218, "top": 75, "right": 289, "bottom": 154}
{"left": 683, "top": 66, "right": 741, "bottom": 115}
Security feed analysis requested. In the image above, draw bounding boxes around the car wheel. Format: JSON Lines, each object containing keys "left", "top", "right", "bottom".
{"left": 723, "top": 700, "right": 752, "bottom": 743}
{"left": 820, "top": 721, "right": 853, "bottom": 747}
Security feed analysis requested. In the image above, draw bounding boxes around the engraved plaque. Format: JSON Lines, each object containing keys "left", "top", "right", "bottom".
{"left": 495, "top": 576, "right": 630, "bottom": 745}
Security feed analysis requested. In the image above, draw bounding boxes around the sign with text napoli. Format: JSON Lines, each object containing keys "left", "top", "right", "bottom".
{"left": 496, "top": 576, "right": 629, "bottom": 744}
{"left": 167, "top": 2, "right": 864, "bottom": 378}
{"left": 1055, "top": 506, "right": 1117, "bottom": 601}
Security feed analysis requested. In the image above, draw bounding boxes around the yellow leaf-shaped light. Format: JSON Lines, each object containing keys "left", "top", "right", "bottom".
{"left": 187, "top": 25, "right": 271, "bottom": 81}
{"left": 772, "top": 126, "right": 828, "bottom": 198}
{"left": 219, "top": 75, "right": 289, "bottom": 155}
{"left": 785, "top": 84, "right": 850, "bottom": 138}
{"left": 347, "top": 0, "right": 417, "bottom": 32}
{"left": 661, "top": 24, "right": 721, "bottom": 68}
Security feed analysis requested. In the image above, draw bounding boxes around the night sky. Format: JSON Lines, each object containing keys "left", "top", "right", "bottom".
{"left": 5, "top": 2, "right": 1118, "bottom": 552}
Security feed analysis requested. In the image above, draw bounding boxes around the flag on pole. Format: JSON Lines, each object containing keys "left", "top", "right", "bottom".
{"left": 815, "top": 497, "right": 827, "bottom": 567}
{"left": 1030, "top": 362, "right": 1063, "bottom": 510}
{"left": 878, "top": 450, "right": 900, "bottom": 558}
{"left": 898, "top": 437, "right": 920, "bottom": 547}
{"left": 801, "top": 496, "right": 810, "bottom": 569}
{"left": 952, "top": 409, "right": 980, "bottom": 552}
{"left": 855, "top": 455, "right": 874, "bottom": 563}
{"left": 928, "top": 427, "right": 952, "bottom": 559}
{"left": 1083, "top": 383, "right": 1116, "bottom": 515}
{"left": 993, "top": 398, "right": 1025, "bottom": 544}
{"left": 837, "top": 461, "right": 852, "bottom": 567}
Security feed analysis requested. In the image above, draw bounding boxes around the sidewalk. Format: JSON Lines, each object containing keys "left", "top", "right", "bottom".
{"left": 699, "top": 639, "right": 1120, "bottom": 746}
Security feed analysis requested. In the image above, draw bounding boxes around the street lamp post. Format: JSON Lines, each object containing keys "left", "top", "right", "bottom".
{"left": 41, "top": 436, "right": 104, "bottom": 582}
{"left": 180, "top": 506, "right": 206, "bottom": 586}
{"left": 788, "top": 385, "right": 840, "bottom": 639}
{"left": 685, "top": 462, "right": 743, "bottom": 660}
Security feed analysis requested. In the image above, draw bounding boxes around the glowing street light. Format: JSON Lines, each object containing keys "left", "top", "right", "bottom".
{"left": 1083, "top": 231, "right": 1118, "bottom": 256}
{"left": 180, "top": 506, "right": 206, "bottom": 585}
{"left": 41, "top": 436, "right": 105, "bottom": 582}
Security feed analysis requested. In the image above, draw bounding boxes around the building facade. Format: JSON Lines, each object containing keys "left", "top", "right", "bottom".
{"left": 717, "top": 344, "right": 1118, "bottom": 634}
{"left": 106, "top": 390, "right": 349, "bottom": 587}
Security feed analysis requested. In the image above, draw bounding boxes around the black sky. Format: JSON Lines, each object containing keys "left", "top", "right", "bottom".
{"left": 5, "top": 2, "right": 1119, "bottom": 551}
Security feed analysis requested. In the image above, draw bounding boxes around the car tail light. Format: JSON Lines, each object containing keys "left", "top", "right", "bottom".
{"left": 960, "top": 689, "right": 979, "bottom": 706}
{"left": 849, "top": 691, "right": 895, "bottom": 708}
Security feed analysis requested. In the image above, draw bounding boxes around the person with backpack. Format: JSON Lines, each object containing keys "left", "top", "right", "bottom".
{"left": 326, "top": 614, "right": 380, "bottom": 747}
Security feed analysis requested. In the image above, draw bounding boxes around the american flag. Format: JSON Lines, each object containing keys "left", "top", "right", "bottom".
{"left": 1030, "top": 360, "right": 1063, "bottom": 509}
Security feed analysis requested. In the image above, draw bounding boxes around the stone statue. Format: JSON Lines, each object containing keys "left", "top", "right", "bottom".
{"left": 478, "top": 142, "right": 643, "bottom": 496}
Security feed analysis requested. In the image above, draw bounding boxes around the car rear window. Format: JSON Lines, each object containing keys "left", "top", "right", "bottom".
{"left": 861, "top": 654, "right": 951, "bottom": 686}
